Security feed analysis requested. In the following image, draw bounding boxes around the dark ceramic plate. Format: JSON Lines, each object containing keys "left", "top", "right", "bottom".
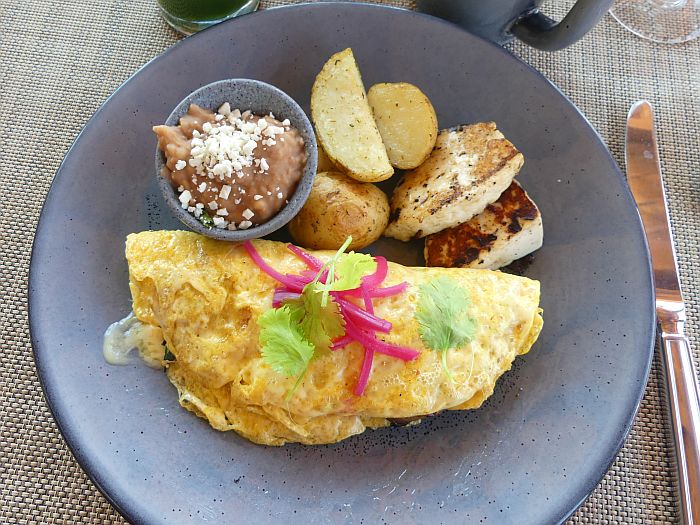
{"left": 29, "top": 4, "right": 655, "bottom": 524}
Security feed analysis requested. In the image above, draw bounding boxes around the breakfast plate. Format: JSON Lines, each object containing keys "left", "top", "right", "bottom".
{"left": 29, "top": 3, "right": 655, "bottom": 524}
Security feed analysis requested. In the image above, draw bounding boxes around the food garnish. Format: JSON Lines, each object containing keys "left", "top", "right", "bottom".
{"left": 199, "top": 211, "right": 214, "bottom": 229}
{"left": 284, "top": 282, "right": 344, "bottom": 354}
{"left": 245, "top": 238, "right": 418, "bottom": 397}
{"left": 258, "top": 305, "right": 315, "bottom": 398}
{"left": 415, "top": 276, "right": 477, "bottom": 382}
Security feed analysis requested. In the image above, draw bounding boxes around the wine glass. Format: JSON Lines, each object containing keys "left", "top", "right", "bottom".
{"left": 610, "top": 0, "right": 700, "bottom": 43}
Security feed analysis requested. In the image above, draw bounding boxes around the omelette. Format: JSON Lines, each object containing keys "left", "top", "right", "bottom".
{"left": 123, "top": 231, "right": 543, "bottom": 446}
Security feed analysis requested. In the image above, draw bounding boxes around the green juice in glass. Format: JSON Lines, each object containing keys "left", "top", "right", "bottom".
{"left": 158, "top": 0, "right": 259, "bottom": 34}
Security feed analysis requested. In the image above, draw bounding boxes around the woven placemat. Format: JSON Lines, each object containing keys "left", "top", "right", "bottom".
{"left": 1, "top": 0, "right": 698, "bottom": 523}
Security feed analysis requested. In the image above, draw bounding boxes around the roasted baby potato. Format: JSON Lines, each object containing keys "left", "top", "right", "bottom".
{"left": 288, "top": 171, "right": 390, "bottom": 251}
{"left": 368, "top": 82, "right": 438, "bottom": 170}
{"left": 311, "top": 48, "right": 394, "bottom": 183}
{"left": 316, "top": 146, "right": 336, "bottom": 173}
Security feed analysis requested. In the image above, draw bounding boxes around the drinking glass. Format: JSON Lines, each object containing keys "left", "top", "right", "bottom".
{"left": 610, "top": 0, "right": 700, "bottom": 43}
{"left": 158, "top": 0, "right": 259, "bottom": 35}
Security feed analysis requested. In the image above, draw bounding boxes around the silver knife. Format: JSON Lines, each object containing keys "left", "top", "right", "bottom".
{"left": 626, "top": 100, "right": 700, "bottom": 525}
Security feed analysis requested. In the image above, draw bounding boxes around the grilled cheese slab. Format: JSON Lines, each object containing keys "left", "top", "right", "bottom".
{"left": 384, "top": 123, "right": 523, "bottom": 241}
{"left": 425, "top": 181, "right": 543, "bottom": 269}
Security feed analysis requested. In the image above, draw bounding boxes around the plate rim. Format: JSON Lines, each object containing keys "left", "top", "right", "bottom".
{"left": 27, "top": 3, "right": 656, "bottom": 524}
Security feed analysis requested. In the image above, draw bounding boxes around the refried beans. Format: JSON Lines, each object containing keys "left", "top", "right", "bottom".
{"left": 153, "top": 103, "right": 306, "bottom": 230}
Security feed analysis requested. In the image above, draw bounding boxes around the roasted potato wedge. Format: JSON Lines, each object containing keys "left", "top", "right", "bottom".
{"left": 311, "top": 48, "right": 394, "bottom": 183}
{"left": 368, "top": 82, "right": 438, "bottom": 170}
{"left": 288, "top": 171, "right": 389, "bottom": 251}
{"left": 316, "top": 146, "right": 336, "bottom": 173}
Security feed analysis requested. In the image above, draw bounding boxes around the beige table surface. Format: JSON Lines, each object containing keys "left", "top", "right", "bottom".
{"left": 1, "top": 0, "right": 698, "bottom": 523}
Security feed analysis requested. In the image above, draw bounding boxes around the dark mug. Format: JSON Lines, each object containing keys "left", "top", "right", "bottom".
{"left": 416, "top": 0, "right": 613, "bottom": 51}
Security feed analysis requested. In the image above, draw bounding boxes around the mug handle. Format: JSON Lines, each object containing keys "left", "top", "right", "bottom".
{"left": 510, "top": 0, "right": 613, "bottom": 51}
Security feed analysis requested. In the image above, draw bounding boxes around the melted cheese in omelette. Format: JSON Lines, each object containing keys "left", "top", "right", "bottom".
{"left": 125, "top": 231, "right": 543, "bottom": 446}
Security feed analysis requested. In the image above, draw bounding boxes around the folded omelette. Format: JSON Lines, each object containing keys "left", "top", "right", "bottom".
{"left": 125, "top": 231, "right": 543, "bottom": 446}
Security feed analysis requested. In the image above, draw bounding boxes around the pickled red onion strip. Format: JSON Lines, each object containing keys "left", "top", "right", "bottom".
{"left": 344, "top": 322, "right": 419, "bottom": 361}
{"left": 360, "top": 286, "right": 374, "bottom": 314}
{"left": 331, "top": 335, "right": 353, "bottom": 350}
{"left": 342, "top": 281, "right": 408, "bottom": 298}
{"left": 244, "top": 241, "right": 299, "bottom": 289}
{"left": 370, "top": 282, "right": 408, "bottom": 297}
{"left": 354, "top": 347, "right": 375, "bottom": 396}
{"left": 336, "top": 298, "right": 391, "bottom": 333}
{"left": 272, "top": 289, "right": 301, "bottom": 308}
{"left": 287, "top": 244, "right": 323, "bottom": 270}
{"left": 282, "top": 274, "right": 311, "bottom": 292}
{"left": 360, "top": 256, "right": 388, "bottom": 289}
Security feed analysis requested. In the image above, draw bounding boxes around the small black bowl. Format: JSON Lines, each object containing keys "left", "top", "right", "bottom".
{"left": 155, "top": 78, "right": 317, "bottom": 241}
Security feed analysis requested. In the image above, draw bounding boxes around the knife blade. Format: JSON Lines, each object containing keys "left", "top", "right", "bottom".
{"left": 626, "top": 100, "right": 700, "bottom": 525}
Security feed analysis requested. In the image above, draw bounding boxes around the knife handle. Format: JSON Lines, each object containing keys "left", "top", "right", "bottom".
{"left": 661, "top": 330, "right": 700, "bottom": 525}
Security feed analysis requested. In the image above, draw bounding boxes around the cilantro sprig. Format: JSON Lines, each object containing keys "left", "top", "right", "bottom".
{"left": 415, "top": 276, "right": 477, "bottom": 382}
{"left": 285, "top": 281, "right": 345, "bottom": 355}
{"left": 257, "top": 236, "right": 377, "bottom": 399}
{"left": 313, "top": 237, "right": 376, "bottom": 307}
{"left": 259, "top": 305, "right": 315, "bottom": 377}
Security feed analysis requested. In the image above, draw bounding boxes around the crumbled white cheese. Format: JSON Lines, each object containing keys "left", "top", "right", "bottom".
{"left": 277, "top": 192, "right": 283, "bottom": 199}
{"left": 242, "top": 208, "right": 254, "bottom": 220}
{"left": 175, "top": 160, "right": 187, "bottom": 170}
{"left": 238, "top": 220, "right": 252, "bottom": 230}
{"left": 187, "top": 206, "right": 195, "bottom": 213}
{"left": 195, "top": 203, "right": 204, "bottom": 209}
{"left": 179, "top": 190, "right": 192, "bottom": 208}
{"left": 227, "top": 223, "right": 237, "bottom": 230}
{"left": 216, "top": 208, "right": 229, "bottom": 216}
{"left": 253, "top": 194, "right": 263, "bottom": 201}
{"left": 213, "top": 216, "right": 227, "bottom": 228}
{"left": 184, "top": 105, "right": 296, "bottom": 197}
{"left": 208, "top": 201, "right": 218, "bottom": 210}
{"left": 198, "top": 182, "right": 207, "bottom": 193}
{"left": 234, "top": 198, "right": 242, "bottom": 205}
{"left": 219, "top": 185, "right": 232, "bottom": 200}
